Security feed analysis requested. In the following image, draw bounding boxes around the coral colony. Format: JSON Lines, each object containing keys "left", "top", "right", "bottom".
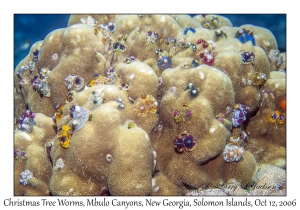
{"left": 14, "top": 14, "right": 286, "bottom": 196}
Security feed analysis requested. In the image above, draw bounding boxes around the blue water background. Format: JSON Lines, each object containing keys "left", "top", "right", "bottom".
{"left": 14, "top": 14, "right": 286, "bottom": 69}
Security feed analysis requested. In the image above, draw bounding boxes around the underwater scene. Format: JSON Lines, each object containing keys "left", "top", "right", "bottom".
{"left": 14, "top": 14, "right": 286, "bottom": 196}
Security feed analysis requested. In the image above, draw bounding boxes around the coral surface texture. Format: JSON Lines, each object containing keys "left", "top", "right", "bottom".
{"left": 14, "top": 14, "right": 286, "bottom": 196}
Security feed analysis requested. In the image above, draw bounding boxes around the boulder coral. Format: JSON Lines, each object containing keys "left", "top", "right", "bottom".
{"left": 14, "top": 14, "right": 286, "bottom": 195}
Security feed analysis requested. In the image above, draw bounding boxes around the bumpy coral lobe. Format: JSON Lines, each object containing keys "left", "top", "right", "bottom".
{"left": 14, "top": 42, "right": 54, "bottom": 118}
{"left": 250, "top": 165, "right": 286, "bottom": 195}
{"left": 50, "top": 92, "right": 155, "bottom": 195}
{"left": 14, "top": 14, "right": 285, "bottom": 195}
{"left": 213, "top": 36, "right": 271, "bottom": 113}
{"left": 150, "top": 65, "right": 257, "bottom": 191}
{"left": 14, "top": 113, "right": 55, "bottom": 195}
{"left": 245, "top": 73, "right": 286, "bottom": 169}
